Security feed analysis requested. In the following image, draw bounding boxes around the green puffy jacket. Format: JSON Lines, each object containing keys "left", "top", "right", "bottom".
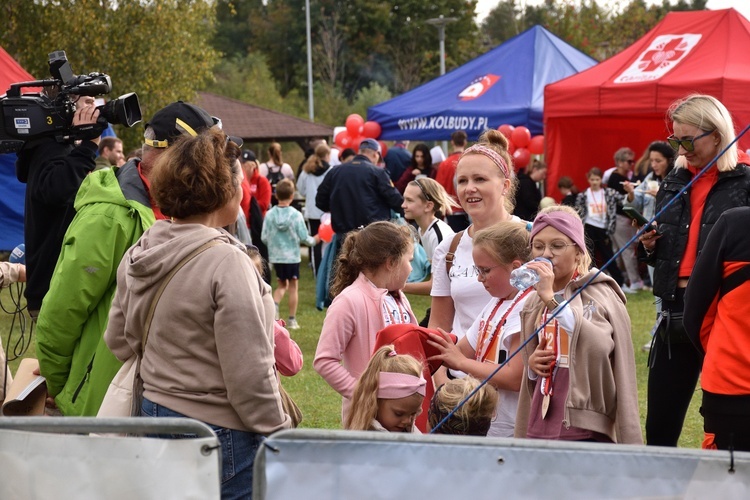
{"left": 36, "top": 160, "right": 155, "bottom": 416}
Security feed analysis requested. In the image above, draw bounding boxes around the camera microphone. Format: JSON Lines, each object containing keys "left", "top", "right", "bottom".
{"left": 9, "top": 243, "right": 25, "bottom": 265}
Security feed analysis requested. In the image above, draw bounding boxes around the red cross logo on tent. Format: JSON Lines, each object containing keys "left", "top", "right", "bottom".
{"left": 614, "top": 34, "right": 701, "bottom": 84}
{"left": 639, "top": 37, "right": 686, "bottom": 72}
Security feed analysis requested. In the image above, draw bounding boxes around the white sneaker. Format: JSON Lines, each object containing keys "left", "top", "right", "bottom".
{"left": 629, "top": 280, "right": 645, "bottom": 292}
{"left": 621, "top": 284, "right": 636, "bottom": 294}
{"left": 287, "top": 318, "right": 300, "bottom": 330}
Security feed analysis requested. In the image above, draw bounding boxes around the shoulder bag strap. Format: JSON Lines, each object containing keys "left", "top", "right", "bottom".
{"left": 444, "top": 230, "right": 464, "bottom": 276}
{"left": 141, "top": 240, "right": 222, "bottom": 352}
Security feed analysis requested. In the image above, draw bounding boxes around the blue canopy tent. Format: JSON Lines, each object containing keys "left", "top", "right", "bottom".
{"left": 368, "top": 25, "right": 597, "bottom": 141}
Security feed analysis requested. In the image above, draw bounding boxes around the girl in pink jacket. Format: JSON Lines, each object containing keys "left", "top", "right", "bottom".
{"left": 314, "top": 221, "right": 418, "bottom": 422}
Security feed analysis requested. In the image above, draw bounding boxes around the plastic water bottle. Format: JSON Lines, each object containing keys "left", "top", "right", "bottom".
{"left": 509, "top": 257, "right": 552, "bottom": 291}
{"left": 9, "top": 243, "right": 25, "bottom": 264}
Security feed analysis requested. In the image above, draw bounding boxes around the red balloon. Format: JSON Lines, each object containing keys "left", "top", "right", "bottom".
{"left": 498, "top": 124, "right": 514, "bottom": 140}
{"left": 351, "top": 135, "right": 364, "bottom": 150}
{"left": 318, "top": 218, "right": 335, "bottom": 243}
{"left": 507, "top": 141, "right": 516, "bottom": 155}
{"left": 346, "top": 114, "right": 364, "bottom": 137}
{"left": 529, "top": 135, "right": 545, "bottom": 155}
{"left": 513, "top": 147, "right": 531, "bottom": 169}
{"left": 511, "top": 126, "right": 531, "bottom": 148}
{"left": 378, "top": 140, "right": 388, "bottom": 159}
{"left": 335, "top": 131, "right": 349, "bottom": 149}
{"left": 362, "top": 121, "right": 382, "bottom": 139}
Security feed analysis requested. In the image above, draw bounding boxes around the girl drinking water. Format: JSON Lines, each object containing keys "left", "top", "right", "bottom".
{"left": 427, "top": 221, "right": 532, "bottom": 437}
{"left": 516, "top": 205, "right": 642, "bottom": 444}
{"left": 345, "top": 345, "right": 426, "bottom": 433}
{"left": 314, "top": 221, "right": 418, "bottom": 421}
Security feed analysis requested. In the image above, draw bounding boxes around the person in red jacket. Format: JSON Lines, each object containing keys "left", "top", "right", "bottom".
{"left": 241, "top": 149, "right": 271, "bottom": 222}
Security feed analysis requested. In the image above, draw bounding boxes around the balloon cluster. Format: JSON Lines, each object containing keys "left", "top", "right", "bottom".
{"left": 496, "top": 124, "right": 545, "bottom": 170}
{"left": 335, "top": 114, "right": 387, "bottom": 156}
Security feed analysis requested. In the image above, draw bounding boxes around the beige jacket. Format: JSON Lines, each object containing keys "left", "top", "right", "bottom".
{"left": 105, "top": 221, "right": 290, "bottom": 434}
{"left": 0, "top": 262, "right": 22, "bottom": 288}
{"left": 515, "top": 270, "right": 643, "bottom": 444}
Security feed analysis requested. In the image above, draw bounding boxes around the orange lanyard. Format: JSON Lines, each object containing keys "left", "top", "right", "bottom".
{"left": 475, "top": 288, "right": 532, "bottom": 362}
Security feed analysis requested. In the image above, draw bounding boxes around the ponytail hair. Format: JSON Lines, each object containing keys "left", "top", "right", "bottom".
{"left": 408, "top": 177, "right": 458, "bottom": 219}
{"left": 303, "top": 143, "right": 331, "bottom": 173}
{"left": 345, "top": 345, "right": 425, "bottom": 431}
{"left": 330, "top": 221, "right": 413, "bottom": 297}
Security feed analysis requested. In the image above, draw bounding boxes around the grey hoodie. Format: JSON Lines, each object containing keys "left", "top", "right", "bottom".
{"left": 105, "top": 220, "right": 290, "bottom": 434}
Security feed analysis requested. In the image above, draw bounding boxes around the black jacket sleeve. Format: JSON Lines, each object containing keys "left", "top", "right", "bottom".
{"left": 376, "top": 168, "right": 404, "bottom": 214}
{"left": 20, "top": 139, "right": 98, "bottom": 205}
{"left": 315, "top": 171, "right": 332, "bottom": 213}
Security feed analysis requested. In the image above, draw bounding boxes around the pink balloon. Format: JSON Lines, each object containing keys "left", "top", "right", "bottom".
{"left": 511, "top": 126, "right": 531, "bottom": 148}
{"left": 529, "top": 135, "right": 545, "bottom": 155}
{"left": 346, "top": 114, "right": 365, "bottom": 137}
{"left": 362, "top": 121, "right": 382, "bottom": 139}
{"left": 513, "top": 147, "right": 531, "bottom": 169}
{"left": 498, "top": 124, "right": 514, "bottom": 140}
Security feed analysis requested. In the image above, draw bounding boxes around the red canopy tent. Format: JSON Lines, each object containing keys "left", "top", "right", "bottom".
{"left": 0, "top": 46, "right": 36, "bottom": 92}
{"left": 544, "top": 8, "right": 750, "bottom": 199}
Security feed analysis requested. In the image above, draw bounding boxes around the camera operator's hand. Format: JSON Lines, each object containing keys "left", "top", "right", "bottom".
{"left": 72, "top": 98, "right": 101, "bottom": 144}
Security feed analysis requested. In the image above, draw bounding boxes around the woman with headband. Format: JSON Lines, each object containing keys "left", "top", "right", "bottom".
{"left": 639, "top": 94, "right": 750, "bottom": 447}
{"left": 516, "top": 205, "right": 641, "bottom": 444}
{"left": 428, "top": 129, "right": 525, "bottom": 385}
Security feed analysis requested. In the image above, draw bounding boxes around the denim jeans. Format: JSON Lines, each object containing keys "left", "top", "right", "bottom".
{"left": 142, "top": 397, "right": 263, "bottom": 500}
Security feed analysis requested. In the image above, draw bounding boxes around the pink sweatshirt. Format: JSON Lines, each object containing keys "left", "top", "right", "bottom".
{"left": 314, "top": 273, "right": 417, "bottom": 419}
{"left": 274, "top": 320, "right": 303, "bottom": 376}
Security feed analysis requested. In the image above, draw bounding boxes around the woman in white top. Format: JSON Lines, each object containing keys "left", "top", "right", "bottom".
{"left": 297, "top": 143, "right": 332, "bottom": 276}
{"left": 402, "top": 177, "right": 456, "bottom": 296}
{"left": 428, "top": 129, "right": 525, "bottom": 384}
{"left": 259, "top": 142, "right": 295, "bottom": 181}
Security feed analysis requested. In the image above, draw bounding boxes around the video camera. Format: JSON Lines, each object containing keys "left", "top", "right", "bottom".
{"left": 0, "top": 50, "right": 142, "bottom": 154}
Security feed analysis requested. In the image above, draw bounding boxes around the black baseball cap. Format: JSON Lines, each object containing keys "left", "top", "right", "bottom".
{"left": 144, "top": 101, "right": 243, "bottom": 148}
{"left": 241, "top": 149, "right": 257, "bottom": 162}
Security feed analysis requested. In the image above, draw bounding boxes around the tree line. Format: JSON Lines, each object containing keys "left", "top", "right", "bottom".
{"left": 0, "top": 0, "right": 708, "bottom": 149}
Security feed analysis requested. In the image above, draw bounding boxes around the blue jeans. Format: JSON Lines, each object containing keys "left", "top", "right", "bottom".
{"left": 141, "top": 397, "right": 263, "bottom": 500}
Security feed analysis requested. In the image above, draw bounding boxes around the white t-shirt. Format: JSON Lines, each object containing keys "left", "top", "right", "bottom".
{"left": 584, "top": 188, "right": 607, "bottom": 229}
{"left": 419, "top": 218, "right": 455, "bottom": 263}
{"left": 259, "top": 162, "right": 295, "bottom": 180}
{"left": 465, "top": 293, "right": 529, "bottom": 438}
{"left": 431, "top": 230, "right": 492, "bottom": 338}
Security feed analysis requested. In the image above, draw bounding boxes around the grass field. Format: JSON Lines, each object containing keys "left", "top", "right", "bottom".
{"left": 0, "top": 258, "right": 703, "bottom": 447}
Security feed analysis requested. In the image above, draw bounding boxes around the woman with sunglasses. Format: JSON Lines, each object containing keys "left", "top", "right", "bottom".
{"left": 640, "top": 94, "right": 750, "bottom": 447}
{"left": 395, "top": 143, "right": 435, "bottom": 193}
{"left": 429, "top": 129, "right": 524, "bottom": 384}
{"left": 515, "top": 205, "right": 642, "bottom": 444}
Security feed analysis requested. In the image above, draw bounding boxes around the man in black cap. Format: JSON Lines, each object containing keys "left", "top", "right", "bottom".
{"left": 315, "top": 138, "right": 403, "bottom": 235}
{"left": 36, "top": 101, "right": 230, "bottom": 416}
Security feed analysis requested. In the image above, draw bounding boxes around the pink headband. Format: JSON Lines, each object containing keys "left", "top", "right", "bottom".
{"left": 530, "top": 211, "right": 586, "bottom": 252}
{"left": 460, "top": 144, "right": 511, "bottom": 178}
{"left": 378, "top": 372, "right": 426, "bottom": 399}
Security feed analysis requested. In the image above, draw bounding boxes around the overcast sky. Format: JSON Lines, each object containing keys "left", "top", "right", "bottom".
{"left": 475, "top": 0, "right": 750, "bottom": 22}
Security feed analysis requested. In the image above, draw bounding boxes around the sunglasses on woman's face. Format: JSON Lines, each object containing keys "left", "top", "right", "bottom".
{"left": 667, "top": 130, "right": 715, "bottom": 152}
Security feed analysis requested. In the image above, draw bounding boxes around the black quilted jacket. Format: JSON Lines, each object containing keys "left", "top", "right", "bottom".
{"left": 650, "top": 164, "right": 750, "bottom": 301}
